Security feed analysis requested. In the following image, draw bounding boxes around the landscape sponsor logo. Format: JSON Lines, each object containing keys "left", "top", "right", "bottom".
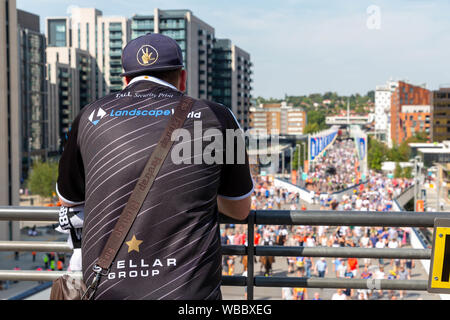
{"left": 108, "top": 108, "right": 201, "bottom": 119}
{"left": 88, "top": 108, "right": 107, "bottom": 125}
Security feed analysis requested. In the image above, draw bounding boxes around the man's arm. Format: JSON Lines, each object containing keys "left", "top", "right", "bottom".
{"left": 59, "top": 199, "right": 77, "bottom": 207}
{"left": 56, "top": 112, "right": 86, "bottom": 207}
{"left": 217, "top": 195, "right": 251, "bottom": 221}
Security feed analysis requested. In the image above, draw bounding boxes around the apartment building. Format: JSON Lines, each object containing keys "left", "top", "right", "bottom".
{"left": 212, "top": 39, "right": 252, "bottom": 130}
{"left": 432, "top": 87, "right": 450, "bottom": 142}
{"left": 17, "top": 9, "right": 48, "bottom": 180}
{"left": 130, "top": 9, "right": 214, "bottom": 101}
{"left": 249, "top": 102, "right": 306, "bottom": 135}
{"left": 46, "top": 47, "right": 92, "bottom": 152}
{"left": 398, "top": 105, "right": 431, "bottom": 142}
{"left": 374, "top": 80, "right": 398, "bottom": 143}
{"left": 390, "top": 81, "right": 431, "bottom": 146}
{"left": 0, "top": 0, "right": 22, "bottom": 239}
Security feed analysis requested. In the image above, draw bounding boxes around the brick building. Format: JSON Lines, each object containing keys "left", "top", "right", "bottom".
{"left": 390, "top": 81, "right": 431, "bottom": 145}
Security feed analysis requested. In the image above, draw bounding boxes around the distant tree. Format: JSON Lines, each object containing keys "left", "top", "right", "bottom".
{"left": 303, "top": 122, "right": 320, "bottom": 134}
{"left": 394, "top": 162, "right": 403, "bottom": 178}
{"left": 27, "top": 160, "right": 58, "bottom": 199}
{"left": 368, "top": 136, "right": 388, "bottom": 171}
{"left": 403, "top": 166, "right": 413, "bottom": 179}
{"left": 306, "top": 110, "right": 327, "bottom": 131}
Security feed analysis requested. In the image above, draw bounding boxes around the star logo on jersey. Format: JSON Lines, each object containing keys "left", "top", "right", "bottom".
{"left": 126, "top": 235, "right": 143, "bottom": 253}
{"left": 88, "top": 108, "right": 107, "bottom": 125}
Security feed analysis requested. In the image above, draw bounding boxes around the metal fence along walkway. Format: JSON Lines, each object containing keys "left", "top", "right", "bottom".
{"left": 1, "top": 206, "right": 449, "bottom": 299}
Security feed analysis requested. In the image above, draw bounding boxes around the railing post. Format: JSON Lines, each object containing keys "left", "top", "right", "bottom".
{"left": 247, "top": 212, "right": 255, "bottom": 300}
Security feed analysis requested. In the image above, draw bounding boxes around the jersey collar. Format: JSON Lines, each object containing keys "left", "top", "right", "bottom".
{"left": 127, "top": 75, "right": 178, "bottom": 91}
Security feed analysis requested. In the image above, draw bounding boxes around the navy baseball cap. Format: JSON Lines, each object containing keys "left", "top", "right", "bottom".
{"left": 120, "top": 33, "right": 184, "bottom": 77}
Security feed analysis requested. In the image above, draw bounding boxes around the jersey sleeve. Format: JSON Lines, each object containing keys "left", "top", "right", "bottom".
{"left": 214, "top": 105, "right": 254, "bottom": 200}
{"left": 56, "top": 112, "right": 85, "bottom": 205}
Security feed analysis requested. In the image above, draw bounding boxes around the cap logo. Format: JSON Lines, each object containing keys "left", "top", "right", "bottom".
{"left": 137, "top": 45, "right": 158, "bottom": 66}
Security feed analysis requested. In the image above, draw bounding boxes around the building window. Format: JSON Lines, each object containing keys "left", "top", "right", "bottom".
{"left": 48, "top": 20, "right": 67, "bottom": 47}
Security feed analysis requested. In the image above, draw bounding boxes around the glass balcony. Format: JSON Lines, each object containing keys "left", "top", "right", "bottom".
{"left": 109, "top": 33, "right": 123, "bottom": 40}
{"left": 131, "top": 21, "right": 154, "bottom": 30}
{"left": 110, "top": 50, "right": 122, "bottom": 58}
{"left": 109, "top": 24, "right": 122, "bottom": 32}
{"left": 109, "top": 67, "right": 123, "bottom": 74}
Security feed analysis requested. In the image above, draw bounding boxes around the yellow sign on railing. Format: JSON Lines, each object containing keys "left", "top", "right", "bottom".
{"left": 428, "top": 219, "right": 450, "bottom": 293}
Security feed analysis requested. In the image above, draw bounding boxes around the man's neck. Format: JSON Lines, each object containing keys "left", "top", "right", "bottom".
{"left": 127, "top": 75, "right": 178, "bottom": 91}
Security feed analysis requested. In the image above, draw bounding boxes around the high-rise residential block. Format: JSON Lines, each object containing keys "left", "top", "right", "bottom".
{"left": 46, "top": 46, "right": 92, "bottom": 152}
{"left": 249, "top": 102, "right": 306, "bottom": 135}
{"left": 212, "top": 39, "right": 252, "bottom": 130}
{"left": 130, "top": 9, "right": 214, "bottom": 100}
{"left": 374, "top": 80, "right": 398, "bottom": 143}
{"left": 0, "top": 0, "right": 22, "bottom": 239}
{"left": 17, "top": 9, "right": 48, "bottom": 181}
{"left": 431, "top": 87, "right": 450, "bottom": 142}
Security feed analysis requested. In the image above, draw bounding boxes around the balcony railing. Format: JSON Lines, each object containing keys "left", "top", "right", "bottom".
{"left": 0, "top": 207, "right": 449, "bottom": 299}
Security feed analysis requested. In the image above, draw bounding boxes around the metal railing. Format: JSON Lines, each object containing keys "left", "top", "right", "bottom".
{"left": 1, "top": 206, "right": 450, "bottom": 299}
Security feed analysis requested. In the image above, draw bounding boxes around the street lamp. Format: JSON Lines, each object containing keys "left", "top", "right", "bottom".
{"left": 289, "top": 147, "right": 293, "bottom": 176}
{"left": 296, "top": 143, "right": 301, "bottom": 185}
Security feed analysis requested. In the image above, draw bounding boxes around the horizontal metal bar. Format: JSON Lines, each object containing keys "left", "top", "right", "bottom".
{"left": 222, "top": 275, "right": 247, "bottom": 287}
{"left": 2, "top": 207, "right": 450, "bottom": 228}
{"left": 0, "top": 270, "right": 82, "bottom": 281}
{"left": 0, "top": 241, "right": 72, "bottom": 253}
{"left": 254, "top": 246, "right": 431, "bottom": 259}
{"left": 0, "top": 271, "right": 427, "bottom": 291}
{"left": 222, "top": 245, "right": 247, "bottom": 256}
{"left": 0, "top": 241, "right": 431, "bottom": 260}
{"left": 0, "top": 206, "right": 59, "bottom": 221}
{"left": 253, "top": 210, "right": 450, "bottom": 227}
{"left": 254, "top": 276, "right": 428, "bottom": 291}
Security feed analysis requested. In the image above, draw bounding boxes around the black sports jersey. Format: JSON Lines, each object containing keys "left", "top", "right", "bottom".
{"left": 57, "top": 76, "right": 254, "bottom": 300}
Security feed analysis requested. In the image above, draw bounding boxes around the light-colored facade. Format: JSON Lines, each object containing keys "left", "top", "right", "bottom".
{"left": 249, "top": 102, "right": 306, "bottom": 135}
{"left": 96, "top": 16, "right": 130, "bottom": 93}
{"left": 46, "top": 8, "right": 130, "bottom": 96}
{"left": 46, "top": 47, "right": 93, "bottom": 152}
{"left": 374, "top": 80, "right": 398, "bottom": 145}
{"left": 0, "top": 0, "right": 22, "bottom": 240}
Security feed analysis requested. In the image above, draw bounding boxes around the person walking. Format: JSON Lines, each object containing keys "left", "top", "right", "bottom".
{"left": 56, "top": 33, "right": 253, "bottom": 300}
{"left": 43, "top": 254, "right": 49, "bottom": 269}
{"left": 315, "top": 257, "right": 328, "bottom": 278}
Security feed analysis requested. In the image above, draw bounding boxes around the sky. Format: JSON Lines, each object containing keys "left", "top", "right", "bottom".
{"left": 16, "top": 0, "right": 450, "bottom": 99}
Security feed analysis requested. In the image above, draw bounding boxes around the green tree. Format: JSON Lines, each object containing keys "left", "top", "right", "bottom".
{"left": 303, "top": 122, "right": 320, "bottom": 135}
{"left": 27, "top": 160, "right": 59, "bottom": 199}
{"left": 394, "top": 162, "right": 403, "bottom": 178}
{"left": 368, "top": 136, "right": 388, "bottom": 171}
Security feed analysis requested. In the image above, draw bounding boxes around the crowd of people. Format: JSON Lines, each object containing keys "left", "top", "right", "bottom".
{"left": 221, "top": 138, "right": 419, "bottom": 300}
{"left": 305, "top": 139, "right": 360, "bottom": 193}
